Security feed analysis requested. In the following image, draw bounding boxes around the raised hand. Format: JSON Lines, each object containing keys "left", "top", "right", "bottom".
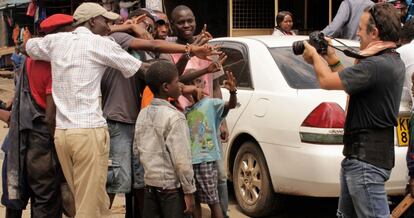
{"left": 193, "top": 24, "right": 213, "bottom": 46}
{"left": 130, "top": 24, "right": 153, "bottom": 40}
{"left": 223, "top": 71, "right": 237, "bottom": 92}
{"left": 191, "top": 44, "right": 222, "bottom": 60}
{"left": 130, "top": 14, "right": 147, "bottom": 24}
{"left": 207, "top": 53, "right": 227, "bottom": 73}
{"left": 192, "top": 33, "right": 209, "bottom": 46}
{"left": 200, "top": 24, "right": 213, "bottom": 40}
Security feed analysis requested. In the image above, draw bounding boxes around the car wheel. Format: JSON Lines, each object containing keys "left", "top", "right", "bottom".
{"left": 233, "top": 141, "right": 280, "bottom": 217}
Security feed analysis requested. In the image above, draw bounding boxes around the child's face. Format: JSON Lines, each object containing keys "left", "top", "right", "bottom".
{"left": 165, "top": 76, "right": 182, "bottom": 99}
{"left": 193, "top": 78, "right": 206, "bottom": 89}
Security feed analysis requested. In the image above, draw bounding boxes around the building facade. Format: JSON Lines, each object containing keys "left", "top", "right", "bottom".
{"left": 164, "top": 0, "right": 344, "bottom": 37}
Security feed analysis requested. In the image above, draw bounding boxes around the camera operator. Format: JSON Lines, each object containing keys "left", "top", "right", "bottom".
{"left": 302, "top": 3, "right": 404, "bottom": 217}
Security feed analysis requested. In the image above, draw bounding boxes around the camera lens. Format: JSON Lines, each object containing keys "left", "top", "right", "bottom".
{"left": 292, "top": 41, "right": 305, "bottom": 55}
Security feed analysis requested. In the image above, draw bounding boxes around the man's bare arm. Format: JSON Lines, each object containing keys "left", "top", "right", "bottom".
{"left": 45, "top": 94, "right": 56, "bottom": 137}
{"left": 129, "top": 39, "right": 220, "bottom": 60}
{"left": 0, "top": 109, "right": 10, "bottom": 125}
{"left": 303, "top": 42, "right": 344, "bottom": 90}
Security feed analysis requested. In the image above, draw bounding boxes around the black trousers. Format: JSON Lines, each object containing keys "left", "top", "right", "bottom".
{"left": 24, "top": 130, "right": 62, "bottom": 218}
{"left": 143, "top": 187, "right": 188, "bottom": 218}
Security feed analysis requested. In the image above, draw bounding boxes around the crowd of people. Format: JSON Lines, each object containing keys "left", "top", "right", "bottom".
{"left": 0, "top": 2, "right": 234, "bottom": 218}
{"left": 1, "top": 0, "right": 414, "bottom": 218}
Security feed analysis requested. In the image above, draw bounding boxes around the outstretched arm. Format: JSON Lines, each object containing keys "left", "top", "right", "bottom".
{"left": 179, "top": 53, "right": 227, "bottom": 84}
{"left": 110, "top": 16, "right": 153, "bottom": 40}
{"left": 129, "top": 37, "right": 220, "bottom": 61}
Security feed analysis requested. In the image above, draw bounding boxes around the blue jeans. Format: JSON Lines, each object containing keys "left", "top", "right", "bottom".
{"left": 337, "top": 158, "right": 391, "bottom": 218}
{"left": 107, "top": 120, "right": 135, "bottom": 193}
{"left": 132, "top": 151, "right": 145, "bottom": 189}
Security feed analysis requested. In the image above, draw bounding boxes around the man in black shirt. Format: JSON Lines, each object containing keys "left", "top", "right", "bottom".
{"left": 302, "top": 3, "right": 404, "bottom": 218}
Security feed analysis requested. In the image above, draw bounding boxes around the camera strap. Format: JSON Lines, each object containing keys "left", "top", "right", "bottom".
{"left": 328, "top": 42, "right": 366, "bottom": 59}
{"left": 328, "top": 39, "right": 397, "bottom": 60}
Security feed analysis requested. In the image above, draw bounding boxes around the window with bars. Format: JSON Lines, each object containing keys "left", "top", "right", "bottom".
{"left": 232, "top": 0, "right": 275, "bottom": 29}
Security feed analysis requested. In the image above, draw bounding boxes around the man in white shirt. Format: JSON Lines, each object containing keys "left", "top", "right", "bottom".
{"left": 25, "top": 3, "right": 143, "bottom": 217}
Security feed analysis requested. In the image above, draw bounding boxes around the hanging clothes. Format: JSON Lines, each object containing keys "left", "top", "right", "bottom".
{"left": 26, "top": 0, "right": 36, "bottom": 17}
{"left": 12, "top": 24, "right": 19, "bottom": 45}
{"left": 0, "top": 11, "right": 8, "bottom": 47}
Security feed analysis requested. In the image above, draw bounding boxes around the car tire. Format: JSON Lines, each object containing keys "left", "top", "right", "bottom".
{"left": 233, "top": 141, "right": 281, "bottom": 217}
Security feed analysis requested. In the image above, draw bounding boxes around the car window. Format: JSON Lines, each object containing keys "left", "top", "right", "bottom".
{"left": 269, "top": 47, "right": 357, "bottom": 89}
{"left": 207, "top": 41, "right": 253, "bottom": 89}
{"left": 216, "top": 46, "right": 252, "bottom": 89}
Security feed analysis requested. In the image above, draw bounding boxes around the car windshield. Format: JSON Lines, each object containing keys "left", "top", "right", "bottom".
{"left": 269, "top": 47, "right": 357, "bottom": 89}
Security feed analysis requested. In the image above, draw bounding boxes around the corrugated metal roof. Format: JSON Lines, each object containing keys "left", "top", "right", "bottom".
{"left": 0, "top": 0, "right": 30, "bottom": 10}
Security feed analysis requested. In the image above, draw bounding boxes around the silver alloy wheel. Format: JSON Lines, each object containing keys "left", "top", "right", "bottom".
{"left": 237, "top": 152, "right": 262, "bottom": 205}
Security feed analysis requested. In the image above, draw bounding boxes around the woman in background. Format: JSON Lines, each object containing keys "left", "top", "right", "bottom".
{"left": 272, "top": 11, "right": 295, "bottom": 36}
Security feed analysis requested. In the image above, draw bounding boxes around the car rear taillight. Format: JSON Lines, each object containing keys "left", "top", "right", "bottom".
{"left": 302, "top": 102, "right": 345, "bottom": 128}
{"left": 300, "top": 102, "right": 345, "bottom": 144}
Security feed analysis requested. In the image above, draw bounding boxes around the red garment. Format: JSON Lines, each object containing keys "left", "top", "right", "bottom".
{"left": 12, "top": 25, "right": 19, "bottom": 45}
{"left": 25, "top": 58, "right": 52, "bottom": 109}
{"left": 26, "top": 1, "right": 36, "bottom": 17}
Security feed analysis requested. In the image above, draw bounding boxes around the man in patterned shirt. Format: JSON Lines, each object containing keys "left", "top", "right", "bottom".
{"left": 25, "top": 3, "right": 145, "bottom": 217}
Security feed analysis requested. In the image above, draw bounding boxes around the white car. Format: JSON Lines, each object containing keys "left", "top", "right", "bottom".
{"left": 211, "top": 35, "right": 409, "bottom": 217}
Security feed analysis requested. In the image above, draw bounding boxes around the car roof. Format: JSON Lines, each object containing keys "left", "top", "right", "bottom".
{"left": 211, "top": 35, "right": 360, "bottom": 48}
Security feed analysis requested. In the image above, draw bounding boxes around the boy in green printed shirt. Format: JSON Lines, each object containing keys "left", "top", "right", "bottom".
{"left": 185, "top": 71, "right": 237, "bottom": 218}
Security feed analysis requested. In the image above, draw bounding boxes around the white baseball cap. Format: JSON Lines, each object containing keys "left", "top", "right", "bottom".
{"left": 73, "top": 2, "right": 120, "bottom": 26}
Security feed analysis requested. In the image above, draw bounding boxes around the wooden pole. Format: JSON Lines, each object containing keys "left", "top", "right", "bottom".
{"left": 274, "top": 0, "right": 278, "bottom": 20}
{"left": 329, "top": 0, "right": 332, "bottom": 23}
{"left": 304, "top": 0, "right": 308, "bottom": 30}
{"left": 228, "top": 0, "right": 233, "bottom": 37}
{"left": 391, "top": 194, "right": 414, "bottom": 218}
